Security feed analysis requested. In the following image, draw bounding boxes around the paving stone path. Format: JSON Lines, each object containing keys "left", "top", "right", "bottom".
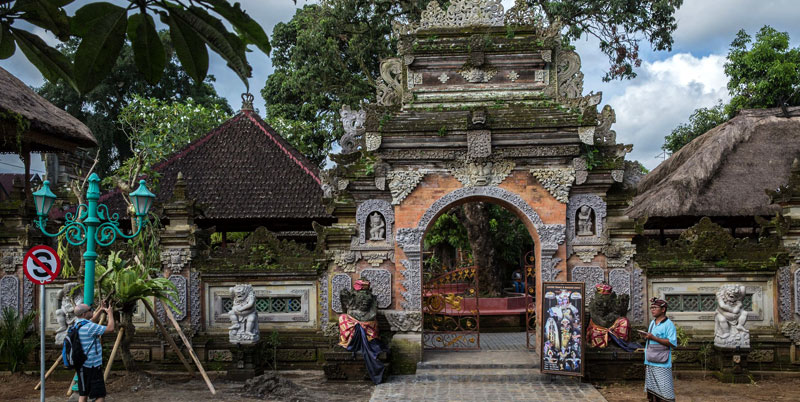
{"left": 370, "top": 350, "right": 607, "bottom": 401}
{"left": 479, "top": 331, "right": 528, "bottom": 350}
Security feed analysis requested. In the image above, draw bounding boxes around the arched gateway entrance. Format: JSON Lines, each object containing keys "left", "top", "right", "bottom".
{"left": 395, "top": 178, "right": 566, "bottom": 352}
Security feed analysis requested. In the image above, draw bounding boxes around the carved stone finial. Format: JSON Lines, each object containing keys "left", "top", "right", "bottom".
{"left": 240, "top": 93, "right": 255, "bottom": 111}
{"left": 339, "top": 104, "right": 366, "bottom": 154}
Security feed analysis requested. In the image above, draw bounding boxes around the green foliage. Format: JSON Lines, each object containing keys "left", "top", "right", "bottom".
{"left": 57, "top": 232, "right": 77, "bottom": 278}
{"left": 36, "top": 37, "right": 232, "bottom": 176}
{"left": 488, "top": 204, "right": 533, "bottom": 271}
{"left": 0, "top": 0, "right": 269, "bottom": 93}
{"left": 675, "top": 325, "right": 689, "bottom": 347}
{"left": 0, "top": 308, "right": 37, "bottom": 373}
{"left": 662, "top": 101, "right": 728, "bottom": 154}
{"left": 725, "top": 26, "right": 800, "bottom": 116}
{"left": 95, "top": 250, "right": 179, "bottom": 313}
{"left": 424, "top": 212, "right": 471, "bottom": 252}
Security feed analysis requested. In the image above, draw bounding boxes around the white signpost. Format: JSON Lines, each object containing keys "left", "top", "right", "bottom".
{"left": 23, "top": 245, "right": 61, "bottom": 402}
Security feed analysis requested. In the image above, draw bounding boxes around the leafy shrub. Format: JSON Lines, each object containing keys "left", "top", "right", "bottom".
{"left": 0, "top": 308, "right": 37, "bottom": 373}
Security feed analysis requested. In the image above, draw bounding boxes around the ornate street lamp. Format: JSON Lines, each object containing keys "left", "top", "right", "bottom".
{"left": 32, "top": 173, "right": 155, "bottom": 304}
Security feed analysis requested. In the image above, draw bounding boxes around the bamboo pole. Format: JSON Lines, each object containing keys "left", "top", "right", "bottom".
{"left": 142, "top": 301, "right": 195, "bottom": 375}
{"left": 34, "top": 355, "right": 61, "bottom": 390}
{"left": 104, "top": 326, "right": 125, "bottom": 381}
{"left": 159, "top": 299, "right": 216, "bottom": 395}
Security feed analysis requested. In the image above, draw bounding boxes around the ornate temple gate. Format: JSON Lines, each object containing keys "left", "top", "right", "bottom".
{"left": 524, "top": 251, "right": 537, "bottom": 349}
{"left": 422, "top": 266, "right": 480, "bottom": 350}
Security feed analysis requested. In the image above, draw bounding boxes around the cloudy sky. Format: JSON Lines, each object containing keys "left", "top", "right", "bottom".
{"left": 2, "top": 0, "right": 799, "bottom": 173}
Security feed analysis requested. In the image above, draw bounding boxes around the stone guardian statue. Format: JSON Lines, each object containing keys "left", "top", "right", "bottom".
{"left": 54, "top": 282, "right": 80, "bottom": 345}
{"left": 228, "top": 284, "right": 260, "bottom": 344}
{"left": 577, "top": 205, "right": 594, "bottom": 235}
{"left": 368, "top": 212, "right": 386, "bottom": 241}
{"left": 714, "top": 284, "right": 750, "bottom": 348}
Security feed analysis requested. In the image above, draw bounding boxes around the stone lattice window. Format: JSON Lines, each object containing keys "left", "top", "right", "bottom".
{"left": 665, "top": 294, "right": 753, "bottom": 312}
{"left": 222, "top": 297, "right": 302, "bottom": 314}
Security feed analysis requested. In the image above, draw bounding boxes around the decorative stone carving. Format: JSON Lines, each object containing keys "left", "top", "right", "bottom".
{"left": 340, "top": 280, "right": 378, "bottom": 323}
{"left": 535, "top": 70, "right": 549, "bottom": 83}
{"left": 365, "top": 132, "right": 381, "bottom": 152}
{"left": 161, "top": 248, "right": 190, "bottom": 274}
{"left": 631, "top": 267, "right": 644, "bottom": 324}
{"left": 356, "top": 199, "right": 394, "bottom": 245}
{"left": 1, "top": 248, "right": 23, "bottom": 273}
{"left": 396, "top": 228, "right": 424, "bottom": 254}
{"left": 339, "top": 104, "right": 366, "bottom": 154}
{"left": 507, "top": 70, "right": 519, "bottom": 82}
{"left": 368, "top": 213, "right": 386, "bottom": 241}
{"left": 168, "top": 275, "right": 188, "bottom": 321}
{"left": 796, "top": 269, "right": 800, "bottom": 316}
{"left": 190, "top": 271, "right": 201, "bottom": 331}
{"left": 541, "top": 257, "right": 562, "bottom": 282}
{"left": 504, "top": 0, "right": 539, "bottom": 25}
{"left": 780, "top": 321, "right": 800, "bottom": 346}
{"left": 571, "top": 266, "right": 604, "bottom": 302}
{"left": 376, "top": 58, "right": 403, "bottom": 106}
{"left": 609, "top": 269, "right": 631, "bottom": 309}
{"left": 459, "top": 66, "right": 497, "bottom": 83}
{"left": 319, "top": 276, "right": 329, "bottom": 324}
{"left": 466, "top": 130, "right": 491, "bottom": 158}
{"left": 227, "top": 284, "right": 260, "bottom": 344}
{"left": 575, "top": 248, "right": 600, "bottom": 263}
{"left": 54, "top": 282, "right": 80, "bottom": 345}
{"left": 494, "top": 144, "right": 580, "bottom": 158}
{"left": 577, "top": 206, "right": 593, "bottom": 236}
{"left": 577, "top": 127, "right": 594, "bottom": 145}
{"left": 557, "top": 50, "right": 583, "bottom": 98}
{"left": 604, "top": 241, "right": 636, "bottom": 269}
{"left": 208, "top": 350, "right": 233, "bottom": 362}
{"left": 384, "top": 310, "right": 422, "bottom": 332}
{"left": 331, "top": 274, "right": 352, "bottom": 313}
{"left": 611, "top": 170, "right": 624, "bottom": 182}
{"left": 566, "top": 194, "right": 607, "bottom": 256}
{"left": 407, "top": 72, "right": 423, "bottom": 89}
{"left": 778, "top": 266, "right": 791, "bottom": 321}
{"left": 530, "top": 167, "right": 575, "bottom": 203}
{"left": 330, "top": 250, "right": 357, "bottom": 272}
{"left": 449, "top": 159, "right": 514, "bottom": 187}
{"left": 378, "top": 149, "right": 462, "bottom": 160}
{"left": 388, "top": 169, "right": 425, "bottom": 205}
{"left": 23, "top": 279, "right": 32, "bottom": 315}
{"left": 360, "top": 251, "right": 394, "bottom": 266}
{"left": 0, "top": 275, "right": 19, "bottom": 313}
{"left": 360, "top": 268, "right": 392, "bottom": 308}
{"left": 541, "top": 49, "right": 552, "bottom": 63}
{"left": 400, "top": 260, "right": 421, "bottom": 310}
{"left": 714, "top": 284, "right": 750, "bottom": 349}
{"left": 419, "top": 0, "right": 505, "bottom": 29}
{"left": 438, "top": 73, "right": 450, "bottom": 84}
{"left": 595, "top": 105, "right": 617, "bottom": 144}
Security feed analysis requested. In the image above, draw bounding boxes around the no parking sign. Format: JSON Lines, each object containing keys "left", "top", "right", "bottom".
{"left": 23, "top": 245, "right": 61, "bottom": 285}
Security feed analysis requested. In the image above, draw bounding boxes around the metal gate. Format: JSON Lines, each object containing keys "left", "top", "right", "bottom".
{"left": 422, "top": 266, "right": 480, "bottom": 350}
{"left": 524, "top": 251, "right": 536, "bottom": 349}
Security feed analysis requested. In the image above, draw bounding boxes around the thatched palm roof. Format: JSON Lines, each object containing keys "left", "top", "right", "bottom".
{"left": 627, "top": 107, "right": 800, "bottom": 219}
{"left": 0, "top": 66, "right": 96, "bottom": 152}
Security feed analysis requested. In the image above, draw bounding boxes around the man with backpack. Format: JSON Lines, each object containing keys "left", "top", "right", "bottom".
{"left": 70, "top": 302, "right": 115, "bottom": 402}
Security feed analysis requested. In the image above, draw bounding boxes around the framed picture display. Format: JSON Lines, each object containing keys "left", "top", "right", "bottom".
{"left": 540, "top": 282, "right": 585, "bottom": 377}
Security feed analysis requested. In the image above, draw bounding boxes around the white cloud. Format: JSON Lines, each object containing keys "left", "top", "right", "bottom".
{"left": 607, "top": 53, "right": 730, "bottom": 170}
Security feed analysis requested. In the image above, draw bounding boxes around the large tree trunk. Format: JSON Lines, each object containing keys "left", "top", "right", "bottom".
{"left": 119, "top": 304, "right": 137, "bottom": 371}
{"left": 457, "top": 203, "right": 502, "bottom": 296}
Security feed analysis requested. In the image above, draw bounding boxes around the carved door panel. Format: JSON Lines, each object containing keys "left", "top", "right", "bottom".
{"left": 422, "top": 266, "right": 480, "bottom": 350}
{"left": 524, "top": 251, "right": 536, "bottom": 349}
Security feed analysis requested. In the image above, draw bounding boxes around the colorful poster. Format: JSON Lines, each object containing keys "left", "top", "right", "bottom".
{"left": 541, "top": 282, "right": 585, "bottom": 376}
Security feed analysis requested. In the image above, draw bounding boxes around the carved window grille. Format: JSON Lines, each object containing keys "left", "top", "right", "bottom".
{"left": 665, "top": 294, "right": 753, "bottom": 312}
{"left": 222, "top": 296, "right": 302, "bottom": 314}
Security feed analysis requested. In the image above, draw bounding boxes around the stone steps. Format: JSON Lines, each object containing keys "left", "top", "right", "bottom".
{"left": 414, "top": 367, "right": 551, "bottom": 382}
{"left": 412, "top": 350, "right": 565, "bottom": 383}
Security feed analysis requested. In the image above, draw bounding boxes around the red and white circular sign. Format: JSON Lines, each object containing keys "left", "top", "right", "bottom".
{"left": 23, "top": 245, "right": 61, "bottom": 285}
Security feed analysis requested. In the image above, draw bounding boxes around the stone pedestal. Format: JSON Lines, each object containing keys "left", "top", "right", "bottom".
{"left": 322, "top": 347, "right": 389, "bottom": 382}
{"left": 389, "top": 332, "right": 422, "bottom": 375}
{"left": 713, "top": 347, "right": 751, "bottom": 383}
{"left": 227, "top": 341, "right": 264, "bottom": 381}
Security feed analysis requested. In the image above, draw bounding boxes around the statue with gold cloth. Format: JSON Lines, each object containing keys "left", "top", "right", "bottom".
{"left": 337, "top": 279, "right": 387, "bottom": 384}
{"left": 586, "top": 283, "right": 640, "bottom": 351}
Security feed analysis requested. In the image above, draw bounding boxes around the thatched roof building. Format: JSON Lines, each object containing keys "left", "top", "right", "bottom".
{"left": 627, "top": 107, "right": 800, "bottom": 227}
{"left": 0, "top": 66, "right": 96, "bottom": 152}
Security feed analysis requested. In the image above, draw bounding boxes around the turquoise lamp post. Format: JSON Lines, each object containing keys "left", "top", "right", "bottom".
{"left": 32, "top": 174, "right": 156, "bottom": 305}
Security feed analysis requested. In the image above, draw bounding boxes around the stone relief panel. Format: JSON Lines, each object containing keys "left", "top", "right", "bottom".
{"left": 557, "top": 50, "right": 584, "bottom": 98}
{"left": 396, "top": 228, "right": 424, "bottom": 255}
{"left": 339, "top": 104, "right": 366, "bottom": 154}
{"left": 1, "top": 248, "right": 23, "bottom": 273}
{"left": 355, "top": 199, "right": 395, "bottom": 245}
{"left": 577, "top": 127, "right": 594, "bottom": 145}
{"left": 328, "top": 249, "right": 358, "bottom": 273}
{"left": 376, "top": 58, "right": 404, "bottom": 106}
{"left": 778, "top": 266, "right": 791, "bottom": 321}
{"left": 631, "top": 266, "right": 645, "bottom": 324}
{"left": 388, "top": 170, "right": 425, "bottom": 205}
{"left": 360, "top": 268, "right": 392, "bottom": 309}
{"left": 331, "top": 274, "right": 352, "bottom": 314}
{"left": 161, "top": 248, "right": 191, "bottom": 274}
{"left": 207, "top": 282, "right": 314, "bottom": 329}
{"left": 795, "top": 269, "right": 800, "bottom": 316}
{"left": 449, "top": 159, "right": 514, "bottom": 187}
{"left": 466, "top": 130, "right": 491, "bottom": 158}
{"left": 383, "top": 310, "right": 422, "bottom": 332}
{"left": 571, "top": 266, "right": 604, "bottom": 302}
{"left": 365, "top": 132, "right": 381, "bottom": 152}
{"left": 609, "top": 268, "right": 631, "bottom": 309}
{"left": 168, "top": 275, "right": 188, "bottom": 321}
{"left": 418, "top": 0, "right": 505, "bottom": 29}
{"left": 605, "top": 241, "right": 636, "bottom": 269}
{"left": 530, "top": 167, "right": 575, "bottom": 203}
{"left": 541, "top": 257, "right": 562, "bottom": 282}
{"left": 0, "top": 275, "right": 19, "bottom": 313}
{"left": 319, "top": 276, "right": 329, "bottom": 324}
{"left": 23, "top": 278, "right": 32, "bottom": 315}
{"left": 400, "top": 259, "right": 421, "bottom": 311}
{"left": 566, "top": 194, "right": 608, "bottom": 257}
{"left": 190, "top": 271, "right": 201, "bottom": 331}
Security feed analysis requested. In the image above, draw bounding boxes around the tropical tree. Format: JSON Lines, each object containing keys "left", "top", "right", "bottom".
{"left": 0, "top": 308, "right": 37, "bottom": 373}
{"left": 95, "top": 250, "right": 178, "bottom": 371}
{"left": 37, "top": 37, "right": 231, "bottom": 176}
{"left": 662, "top": 101, "right": 727, "bottom": 154}
{"left": 0, "top": 0, "right": 270, "bottom": 94}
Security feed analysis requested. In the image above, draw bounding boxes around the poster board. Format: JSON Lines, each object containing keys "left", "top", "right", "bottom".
{"left": 540, "top": 282, "right": 585, "bottom": 376}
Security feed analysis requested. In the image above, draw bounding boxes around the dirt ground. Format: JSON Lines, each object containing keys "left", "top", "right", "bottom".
{"left": 0, "top": 371, "right": 374, "bottom": 402}
{"left": 596, "top": 377, "right": 800, "bottom": 401}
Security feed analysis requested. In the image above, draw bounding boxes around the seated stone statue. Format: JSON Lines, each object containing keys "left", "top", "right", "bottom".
{"left": 577, "top": 206, "right": 594, "bottom": 235}
{"left": 228, "top": 284, "right": 260, "bottom": 344}
{"left": 54, "top": 282, "right": 79, "bottom": 345}
{"left": 368, "top": 212, "right": 386, "bottom": 241}
{"left": 714, "top": 284, "right": 750, "bottom": 348}
{"left": 338, "top": 279, "right": 379, "bottom": 347}
{"left": 586, "top": 283, "right": 633, "bottom": 349}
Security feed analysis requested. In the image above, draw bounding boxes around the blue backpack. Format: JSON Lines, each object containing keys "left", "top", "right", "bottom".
{"left": 62, "top": 321, "right": 94, "bottom": 370}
